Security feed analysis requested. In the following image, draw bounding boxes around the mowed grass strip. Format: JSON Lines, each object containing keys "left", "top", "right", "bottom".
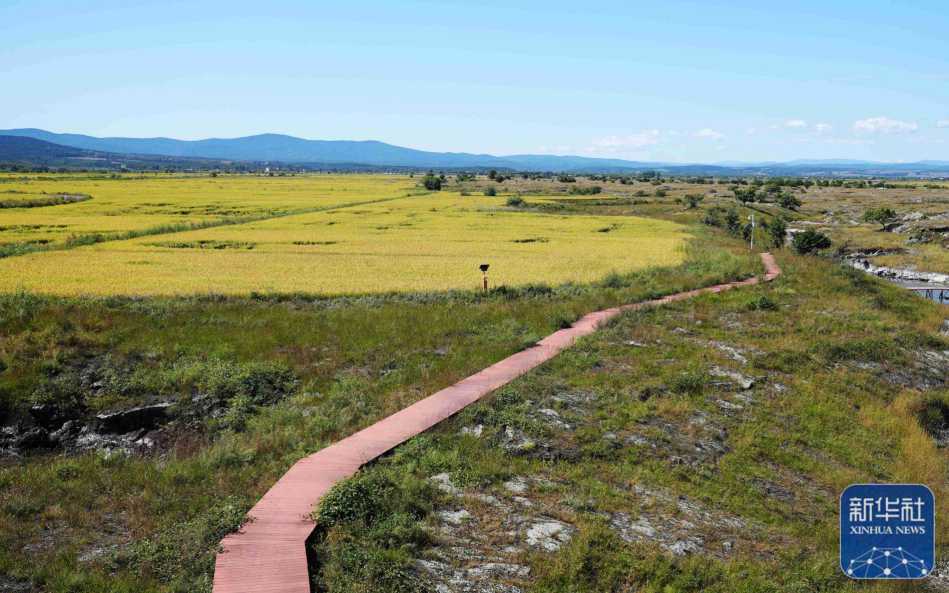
{"left": 0, "top": 193, "right": 690, "bottom": 296}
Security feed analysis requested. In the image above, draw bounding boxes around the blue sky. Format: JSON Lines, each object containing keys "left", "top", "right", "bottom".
{"left": 2, "top": 0, "right": 947, "bottom": 162}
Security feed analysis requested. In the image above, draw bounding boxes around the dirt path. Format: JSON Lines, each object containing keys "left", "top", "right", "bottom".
{"left": 212, "top": 252, "right": 782, "bottom": 593}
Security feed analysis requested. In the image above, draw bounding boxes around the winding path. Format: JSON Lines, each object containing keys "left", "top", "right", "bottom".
{"left": 213, "top": 252, "right": 781, "bottom": 593}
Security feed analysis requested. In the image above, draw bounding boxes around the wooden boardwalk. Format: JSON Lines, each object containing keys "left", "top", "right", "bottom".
{"left": 212, "top": 253, "right": 782, "bottom": 593}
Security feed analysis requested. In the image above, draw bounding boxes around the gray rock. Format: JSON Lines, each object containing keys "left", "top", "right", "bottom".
{"left": 95, "top": 402, "right": 173, "bottom": 434}
{"left": 525, "top": 519, "right": 574, "bottom": 551}
{"left": 467, "top": 563, "right": 530, "bottom": 579}
{"left": 431, "top": 473, "right": 461, "bottom": 496}
{"left": 503, "top": 477, "right": 528, "bottom": 494}
{"left": 460, "top": 424, "right": 484, "bottom": 438}
{"left": 438, "top": 509, "right": 472, "bottom": 525}
{"left": 709, "top": 366, "right": 755, "bottom": 390}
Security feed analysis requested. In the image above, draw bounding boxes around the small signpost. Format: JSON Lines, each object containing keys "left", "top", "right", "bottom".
{"left": 479, "top": 263, "right": 490, "bottom": 292}
{"left": 840, "top": 483, "right": 935, "bottom": 580}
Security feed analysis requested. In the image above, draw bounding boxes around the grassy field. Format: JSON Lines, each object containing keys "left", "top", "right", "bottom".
{"left": 0, "top": 191, "right": 687, "bottom": 295}
{"left": 312, "top": 251, "right": 948, "bottom": 593}
{"left": 0, "top": 246, "right": 757, "bottom": 593}
{"left": 0, "top": 172, "right": 946, "bottom": 593}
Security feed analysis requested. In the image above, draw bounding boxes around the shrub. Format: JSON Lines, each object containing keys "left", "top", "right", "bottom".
{"left": 724, "top": 209, "right": 741, "bottom": 235}
{"left": 568, "top": 186, "right": 602, "bottom": 195}
{"left": 863, "top": 207, "right": 897, "bottom": 230}
{"left": 318, "top": 473, "right": 396, "bottom": 527}
{"left": 684, "top": 194, "right": 704, "bottom": 209}
{"left": 506, "top": 196, "right": 525, "bottom": 207}
{"left": 421, "top": 173, "right": 442, "bottom": 191}
{"left": 778, "top": 192, "right": 802, "bottom": 210}
{"left": 483, "top": 186, "right": 496, "bottom": 196}
{"left": 734, "top": 188, "right": 757, "bottom": 203}
{"left": 670, "top": 370, "right": 706, "bottom": 394}
{"left": 768, "top": 216, "right": 788, "bottom": 247}
{"left": 791, "top": 229, "right": 832, "bottom": 254}
{"left": 746, "top": 295, "right": 777, "bottom": 310}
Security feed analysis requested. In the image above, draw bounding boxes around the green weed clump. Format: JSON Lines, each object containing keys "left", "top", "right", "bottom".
{"left": 113, "top": 497, "right": 249, "bottom": 592}
{"left": 313, "top": 470, "right": 435, "bottom": 593}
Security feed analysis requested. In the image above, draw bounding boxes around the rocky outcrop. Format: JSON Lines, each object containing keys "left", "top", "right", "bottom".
{"left": 846, "top": 258, "right": 949, "bottom": 285}
{"left": 93, "top": 402, "right": 173, "bottom": 434}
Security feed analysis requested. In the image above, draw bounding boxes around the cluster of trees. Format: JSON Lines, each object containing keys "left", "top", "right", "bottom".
{"left": 487, "top": 170, "right": 510, "bottom": 183}
{"left": 421, "top": 171, "right": 446, "bottom": 190}
{"left": 702, "top": 206, "right": 829, "bottom": 254}
{"left": 568, "top": 186, "right": 602, "bottom": 195}
{"left": 731, "top": 186, "right": 801, "bottom": 210}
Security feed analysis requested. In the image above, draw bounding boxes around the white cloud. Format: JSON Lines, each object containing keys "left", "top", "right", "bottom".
{"left": 938, "top": 119, "right": 949, "bottom": 128}
{"left": 589, "top": 130, "right": 661, "bottom": 153}
{"left": 694, "top": 128, "right": 725, "bottom": 141}
{"left": 784, "top": 119, "right": 807, "bottom": 129}
{"left": 814, "top": 123, "right": 832, "bottom": 134}
{"left": 853, "top": 116, "right": 918, "bottom": 134}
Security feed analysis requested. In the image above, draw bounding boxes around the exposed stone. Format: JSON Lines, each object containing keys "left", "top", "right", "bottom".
{"left": 438, "top": 509, "right": 472, "bottom": 525}
{"left": 709, "top": 341, "right": 749, "bottom": 365}
{"left": 503, "top": 477, "right": 528, "bottom": 494}
{"left": 94, "top": 402, "right": 174, "bottom": 434}
{"left": 525, "top": 519, "right": 574, "bottom": 552}
{"left": 709, "top": 366, "right": 755, "bottom": 390}
{"left": 460, "top": 424, "right": 484, "bottom": 438}
{"left": 431, "top": 473, "right": 461, "bottom": 496}
{"left": 467, "top": 563, "right": 530, "bottom": 580}
{"left": 29, "top": 403, "right": 79, "bottom": 430}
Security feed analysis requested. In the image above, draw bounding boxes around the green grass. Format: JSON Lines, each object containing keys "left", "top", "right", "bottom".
{"left": 2, "top": 175, "right": 946, "bottom": 593}
{"left": 308, "top": 250, "right": 947, "bottom": 593}
{"left": 0, "top": 236, "right": 758, "bottom": 593}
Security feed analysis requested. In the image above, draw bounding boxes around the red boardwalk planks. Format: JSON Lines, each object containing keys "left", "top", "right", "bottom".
{"left": 213, "top": 253, "right": 782, "bottom": 593}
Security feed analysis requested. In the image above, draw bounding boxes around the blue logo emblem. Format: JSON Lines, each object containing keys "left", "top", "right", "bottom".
{"left": 840, "top": 484, "right": 934, "bottom": 579}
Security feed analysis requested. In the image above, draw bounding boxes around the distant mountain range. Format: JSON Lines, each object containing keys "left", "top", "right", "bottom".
{"left": 2, "top": 128, "right": 949, "bottom": 177}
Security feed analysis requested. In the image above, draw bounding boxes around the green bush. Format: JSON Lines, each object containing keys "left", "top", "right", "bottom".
{"left": 506, "top": 196, "right": 525, "bottom": 207}
{"left": 318, "top": 472, "right": 396, "bottom": 527}
{"left": 483, "top": 186, "right": 496, "bottom": 196}
{"left": 421, "top": 173, "right": 442, "bottom": 191}
{"left": 768, "top": 217, "right": 788, "bottom": 248}
{"left": 791, "top": 229, "right": 832, "bottom": 254}
{"left": 863, "top": 207, "right": 897, "bottom": 229}
{"left": 778, "top": 192, "right": 802, "bottom": 210}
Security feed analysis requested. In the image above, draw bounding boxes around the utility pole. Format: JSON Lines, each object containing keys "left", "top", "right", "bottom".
{"left": 749, "top": 213, "right": 755, "bottom": 251}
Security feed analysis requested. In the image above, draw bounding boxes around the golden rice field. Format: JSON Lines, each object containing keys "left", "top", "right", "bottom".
{"left": 0, "top": 177, "right": 689, "bottom": 296}
{"left": 0, "top": 173, "right": 416, "bottom": 247}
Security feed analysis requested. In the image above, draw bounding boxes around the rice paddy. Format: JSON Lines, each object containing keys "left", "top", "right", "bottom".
{"left": 0, "top": 173, "right": 417, "bottom": 248}
{"left": 0, "top": 175, "right": 689, "bottom": 296}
